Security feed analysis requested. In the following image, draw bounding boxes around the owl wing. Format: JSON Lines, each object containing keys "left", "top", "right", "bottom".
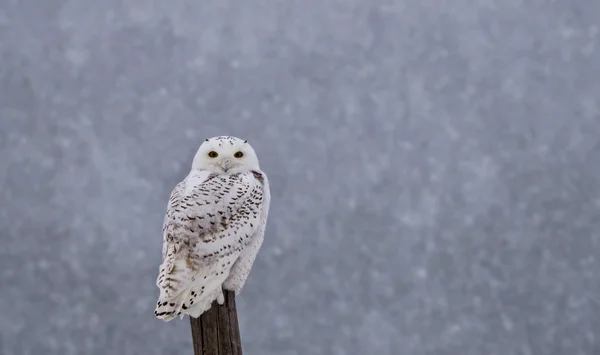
{"left": 223, "top": 172, "right": 270, "bottom": 294}
{"left": 155, "top": 170, "right": 266, "bottom": 321}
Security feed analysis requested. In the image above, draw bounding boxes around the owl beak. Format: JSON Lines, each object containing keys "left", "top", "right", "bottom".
{"left": 220, "top": 159, "right": 232, "bottom": 172}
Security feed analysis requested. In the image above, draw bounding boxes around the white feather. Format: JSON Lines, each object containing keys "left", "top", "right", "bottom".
{"left": 154, "top": 136, "right": 270, "bottom": 321}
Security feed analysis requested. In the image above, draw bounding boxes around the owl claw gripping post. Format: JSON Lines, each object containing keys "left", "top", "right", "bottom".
{"left": 154, "top": 136, "right": 271, "bottom": 321}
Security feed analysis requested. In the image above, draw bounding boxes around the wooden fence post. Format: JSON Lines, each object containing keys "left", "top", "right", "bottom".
{"left": 189, "top": 290, "right": 243, "bottom": 355}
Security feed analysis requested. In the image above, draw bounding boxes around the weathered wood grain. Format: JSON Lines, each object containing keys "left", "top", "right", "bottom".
{"left": 189, "top": 290, "right": 243, "bottom": 355}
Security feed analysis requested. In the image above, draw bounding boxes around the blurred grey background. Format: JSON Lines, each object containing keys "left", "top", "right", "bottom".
{"left": 1, "top": 0, "right": 599, "bottom": 354}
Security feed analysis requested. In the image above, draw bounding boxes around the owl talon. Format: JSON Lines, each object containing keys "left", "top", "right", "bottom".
{"left": 217, "top": 290, "right": 225, "bottom": 305}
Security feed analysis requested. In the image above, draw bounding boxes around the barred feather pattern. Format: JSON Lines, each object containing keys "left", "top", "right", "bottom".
{"left": 154, "top": 169, "right": 269, "bottom": 321}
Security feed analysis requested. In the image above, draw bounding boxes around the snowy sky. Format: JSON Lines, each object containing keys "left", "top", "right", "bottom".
{"left": 1, "top": 1, "right": 599, "bottom": 354}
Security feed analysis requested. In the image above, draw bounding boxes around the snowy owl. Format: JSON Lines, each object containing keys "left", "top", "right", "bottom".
{"left": 154, "top": 136, "right": 271, "bottom": 321}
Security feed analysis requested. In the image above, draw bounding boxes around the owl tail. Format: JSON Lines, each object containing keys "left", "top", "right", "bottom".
{"left": 154, "top": 294, "right": 183, "bottom": 321}
{"left": 154, "top": 285, "right": 223, "bottom": 322}
{"left": 154, "top": 258, "right": 191, "bottom": 321}
{"left": 154, "top": 259, "right": 227, "bottom": 321}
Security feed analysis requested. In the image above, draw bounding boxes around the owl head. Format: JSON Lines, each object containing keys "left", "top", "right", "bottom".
{"left": 191, "top": 136, "right": 260, "bottom": 174}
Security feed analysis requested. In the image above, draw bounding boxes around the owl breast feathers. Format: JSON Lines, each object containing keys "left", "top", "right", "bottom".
{"left": 154, "top": 168, "right": 270, "bottom": 321}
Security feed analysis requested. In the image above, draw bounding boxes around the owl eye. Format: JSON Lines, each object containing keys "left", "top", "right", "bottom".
{"left": 233, "top": 151, "right": 244, "bottom": 158}
{"left": 208, "top": 151, "right": 218, "bottom": 158}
